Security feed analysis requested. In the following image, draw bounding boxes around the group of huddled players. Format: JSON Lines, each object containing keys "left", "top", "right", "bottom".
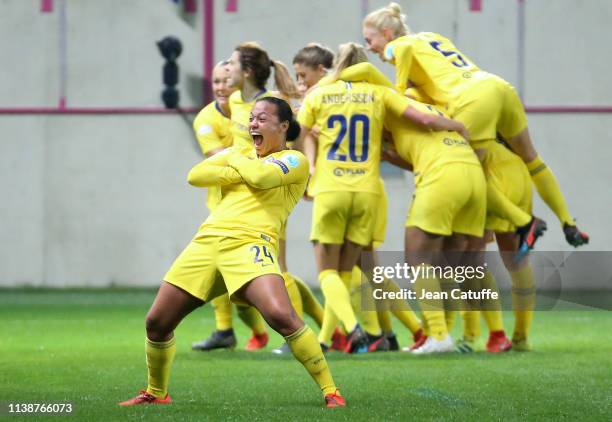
{"left": 119, "top": 2, "right": 589, "bottom": 408}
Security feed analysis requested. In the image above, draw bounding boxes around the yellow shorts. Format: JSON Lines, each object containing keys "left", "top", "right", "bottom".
{"left": 406, "top": 163, "right": 486, "bottom": 237}
{"left": 451, "top": 72, "right": 528, "bottom": 142}
{"left": 480, "top": 141, "right": 533, "bottom": 232}
{"left": 311, "top": 191, "right": 379, "bottom": 246}
{"left": 164, "top": 234, "right": 281, "bottom": 305}
{"left": 372, "top": 180, "right": 388, "bottom": 249}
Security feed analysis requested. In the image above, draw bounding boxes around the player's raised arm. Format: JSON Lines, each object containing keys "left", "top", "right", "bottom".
{"left": 402, "top": 105, "right": 469, "bottom": 139}
{"left": 384, "top": 89, "right": 469, "bottom": 139}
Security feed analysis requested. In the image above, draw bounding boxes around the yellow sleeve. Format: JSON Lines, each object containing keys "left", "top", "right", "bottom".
{"left": 405, "top": 87, "right": 434, "bottom": 104}
{"left": 196, "top": 126, "right": 226, "bottom": 156}
{"left": 187, "top": 149, "right": 242, "bottom": 187}
{"left": 227, "top": 152, "right": 308, "bottom": 190}
{"left": 317, "top": 63, "right": 394, "bottom": 90}
{"left": 339, "top": 62, "right": 395, "bottom": 89}
{"left": 381, "top": 87, "right": 412, "bottom": 117}
{"left": 385, "top": 41, "right": 413, "bottom": 94}
{"left": 297, "top": 94, "right": 317, "bottom": 129}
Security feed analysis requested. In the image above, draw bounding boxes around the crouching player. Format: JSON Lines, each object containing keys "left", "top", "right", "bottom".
{"left": 120, "top": 97, "right": 344, "bottom": 408}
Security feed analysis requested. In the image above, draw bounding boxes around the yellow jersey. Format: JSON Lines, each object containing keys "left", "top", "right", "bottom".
{"left": 298, "top": 78, "right": 411, "bottom": 195}
{"left": 192, "top": 101, "right": 233, "bottom": 210}
{"left": 189, "top": 146, "right": 309, "bottom": 245}
{"left": 321, "top": 61, "right": 480, "bottom": 175}
{"left": 228, "top": 89, "right": 277, "bottom": 150}
{"left": 384, "top": 33, "right": 480, "bottom": 108}
{"left": 385, "top": 100, "right": 479, "bottom": 175}
{"left": 193, "top": 101, "right": 232, "bottom": 156}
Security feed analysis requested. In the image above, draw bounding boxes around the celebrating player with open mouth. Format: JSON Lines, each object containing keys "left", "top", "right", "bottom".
{"left": 120, "top": 96, "right": 345, "bottom": 408}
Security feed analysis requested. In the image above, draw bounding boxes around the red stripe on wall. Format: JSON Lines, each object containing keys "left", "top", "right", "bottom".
{"left": 203, "top": 0, "right": 214, "bottom": 104}
{"left": 41, "top": 0, "right": 53, "bottom": 12}
{"left": 226, "top": 0, "right": 238, "bottom": 13}
{"left": 184, "top": 0, "right": 197, "bottom": 13}
{"left": 470, "top": 0, "right": 482, "bottom": 12}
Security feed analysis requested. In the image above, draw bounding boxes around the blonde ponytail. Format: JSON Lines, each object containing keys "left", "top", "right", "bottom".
{"left": 271, "top": 60, "right": 301, "bottom": 99}
{"left": 331, "top": 42, "right": 368, "bottom": 81}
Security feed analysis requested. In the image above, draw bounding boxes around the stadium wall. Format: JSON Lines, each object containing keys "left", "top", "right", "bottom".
{"left": 1, "top": 0, "right": 610, "bottom": 287}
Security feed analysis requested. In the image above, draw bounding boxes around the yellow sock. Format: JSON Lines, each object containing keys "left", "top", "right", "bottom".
{"left": 294, "top": 275, "right": 324, "bottom": 328}
{"left": 211, "top": 294, "right": 233, "bottom": 331}
{"left": 237, "top": 306, "right": 267, "bottom": 335}
{"left": 350, "top": 269, "right": 381, "bottom": 336}
{"left": 440, "top": 277, "right": 459, "bottom": 333}
{"left": 413, "top": 270, "right": 447, "bottom": 340}
{"left": 445, "top": 311, "right": 457, "bottom": 333}
{"left": 145, "top": 337, "right": 176, "bottom": 399}
{"left": 487, "top": 180, "right": 532, "bottom": 227}
{"left": 319, "top": 269, "right": 358, "bottom": 333}
{"left": 381, "top": 278, "right": 421, "bottom": 333}
{"left": 318, "top": 304, "right": 338, "bottom": 345}
{"left": 283, "top": 272, "right": 303, "bottom": 318}
{"left": 527, "top": 155, "right": 574, "bottom": 226}
{"left": 340, "top": 270, "right": 354, "bottom": 289}
{"left": 457, "top": 275, "right": 482, "bottom": 340}
{"left": 480, "top": 270, "right": 504, "bottom": 332}
{"left": 286, "top": 325, "right": 337, "bottom": 395}
{"left": 510, "top": 265, "right": 536, "bottom": 340}
{"left": 378, "top": 310, "right": 393, "bottom": 335}
{"left": 461, "top": 311, "right": 481, "bottom": 340}
{"left": 421, "top": 315, "right": 430, "bottom": 337}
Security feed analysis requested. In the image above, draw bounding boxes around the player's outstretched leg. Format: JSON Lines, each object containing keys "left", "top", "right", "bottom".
{"left": 120, "top": 282, "right": 202, "bottom": 406}
{"left": 241, "top": 273, "right": 345, "bottom": 408}
{"left": 507, "top": 128, "right": 588, "bottom": 248}
{"left": 497, "top": 233, "right": 536, "bottom": 351}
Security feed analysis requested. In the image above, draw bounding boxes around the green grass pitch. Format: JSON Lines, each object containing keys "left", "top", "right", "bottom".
{"left": 2, "top": 289, "right": 611, "bottom": 421}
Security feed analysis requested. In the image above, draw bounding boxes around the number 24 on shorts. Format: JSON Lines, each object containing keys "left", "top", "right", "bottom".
{"left": 250, "top": 245, "right": 275, "bottom": 266}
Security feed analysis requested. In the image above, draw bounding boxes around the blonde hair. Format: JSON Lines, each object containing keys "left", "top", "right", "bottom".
{"left": 331, "top": 42, "right": 369, "bottom": 81}
{"left": 271, "top": 60, "right": 301, "bottom": 99}
{"left": 363, "top": 2, "right": 410, "bottom": 37}
{"left": 236, "top": 42, "right": 300, "bottom": 99}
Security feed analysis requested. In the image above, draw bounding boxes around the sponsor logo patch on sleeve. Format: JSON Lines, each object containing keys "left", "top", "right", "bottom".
{"left": 384, "top": 45, "right": 395, "bottom": 61}
{"left": 265, "top": 157, "right": 290, "bottom": 174}
{"left": 282, "top": 154, "right": 300, "bottom": 168}
{"left": 197, "top": 124, "right": 213, "bottom": 136}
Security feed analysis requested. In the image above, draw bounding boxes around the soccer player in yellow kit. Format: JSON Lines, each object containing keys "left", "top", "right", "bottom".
{"left": 190, "top": 61, "right": 272, "bottom": 352}
{"left": 312, "top": 60, "right": 425, "bottom": 352}
{"left": 226, "top": 42, "right": 317, "bottom": 353}
{"left": 120, "top": 97, "right": 345, "bottom": 408}
{"left": 321, "top": 49, "right": 487, "bottom": 354}
{"left": 298, "top": 43, "right": 467, "bottom": 353}
{"left": 363, "top": 3, "right": 548, "bottom": 350}
{"left": 362, "top": 2, "right": 589, "bottom": 256}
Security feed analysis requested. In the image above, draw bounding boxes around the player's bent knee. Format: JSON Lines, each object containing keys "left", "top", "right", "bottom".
{"left": 145, "top": 313, "right": 172, "bottom": 341}
{"left": 262, "top": 304, "right": 301, "bottom": 336}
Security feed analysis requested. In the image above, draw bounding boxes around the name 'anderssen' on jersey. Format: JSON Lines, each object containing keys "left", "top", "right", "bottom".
{"left": 321, "top": 93, "right": 376, "bottom": 105}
